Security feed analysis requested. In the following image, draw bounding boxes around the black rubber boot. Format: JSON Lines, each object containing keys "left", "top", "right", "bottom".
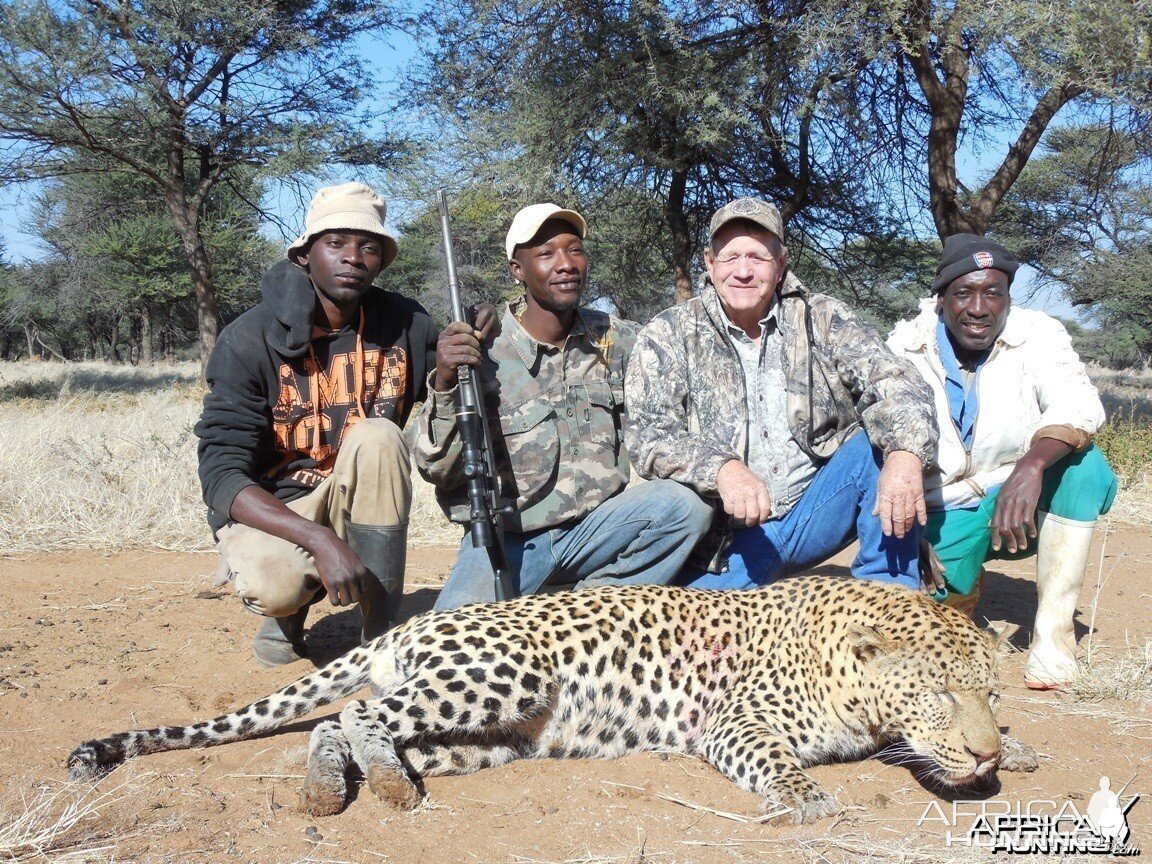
{"left": 252, "top": 604, "right": 310, "bottom": 669}
{"left": 345, "top": 521, "right": 407, "bottom": 643}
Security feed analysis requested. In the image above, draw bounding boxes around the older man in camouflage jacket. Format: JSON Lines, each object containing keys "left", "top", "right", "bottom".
{"left": 626, "top": 198, "right": 938, "bottom": 590}
{"left": 414, "top": 203, "right": 713, "bottom": 609}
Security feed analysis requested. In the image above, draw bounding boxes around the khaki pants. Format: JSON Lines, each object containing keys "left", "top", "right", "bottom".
{"left": 217, "top": 419, "right": 412, "bottom": 617}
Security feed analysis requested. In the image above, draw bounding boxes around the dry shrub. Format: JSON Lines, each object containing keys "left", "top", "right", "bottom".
{"left": 1095, "top": 417, "right": 1152, "bottom": 526}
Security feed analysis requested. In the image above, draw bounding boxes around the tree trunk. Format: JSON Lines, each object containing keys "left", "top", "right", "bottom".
{"left": 166, "top": 192, "right": 220, "bottom": 376}
{"left": 23, "top": 324, "right": 34, "bottom": 360}
{"left": 109, "top": 315, "right": 122, "bottom": 362}
{"left": 666, "top": 168, "right": 695, "bottom": 304}
{"left": 140, "top": 303, "right": 153, "bottom": 365}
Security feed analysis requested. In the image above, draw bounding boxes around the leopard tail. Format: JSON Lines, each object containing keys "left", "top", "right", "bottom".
{"left": 67, "top": 642, "right": 378, "bottom": 781}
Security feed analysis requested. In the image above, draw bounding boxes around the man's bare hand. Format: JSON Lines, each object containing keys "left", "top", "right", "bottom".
{"left": 434, "top": 303, "right": 501, "bottom": 391}
{"left": 990, "top": 459, "right": 1044, "bottom": 553}
{"left": 434, "top": 321, "right": 483, "bottom": 391}
{"left": 471, "top": 301, "right": 500, "bottom": 344}
{"left": 310, "top": 529, "right": 368, "bottom": 607}
{"left": 716, "top": 459, "right": 772, "bottom": 527}
{"left": 873, "top": 450, "right": 926, "bottom": 538}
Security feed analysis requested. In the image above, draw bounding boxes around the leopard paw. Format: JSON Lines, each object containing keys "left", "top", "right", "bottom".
{"left": 998, "top": 734, "right": 1039, "bottom": 773}
{"left": 761, "top": 783, "right": 841, "bottom": 825}
{"left": 300, "top": 766, "right": 347, "bottom": 817}
{"left": 365, "top": 763, "right": 422, "bottom": 810}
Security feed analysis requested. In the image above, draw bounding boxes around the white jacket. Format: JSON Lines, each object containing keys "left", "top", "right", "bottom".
{"left": 887, "top": 300, "right": 1105, "bottom": 509}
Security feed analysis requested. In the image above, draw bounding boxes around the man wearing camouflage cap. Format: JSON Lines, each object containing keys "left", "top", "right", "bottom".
{"left": 626, "top": 197, "right": 938, "bottom": 590}
{"left": 888, "top": 233, "right": 1117, "bottom": 689}
{"left": 414, "top": 203, "right": 712, "bottom": 609}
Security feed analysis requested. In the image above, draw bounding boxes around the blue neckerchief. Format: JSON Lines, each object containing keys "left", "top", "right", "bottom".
{"left": 936, "top": 318, "right": 985, "bottom": 448}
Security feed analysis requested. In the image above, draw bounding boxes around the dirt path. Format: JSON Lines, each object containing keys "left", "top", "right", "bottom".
{"left": 1, "top": 525, "right": 1149, "bottom": 863}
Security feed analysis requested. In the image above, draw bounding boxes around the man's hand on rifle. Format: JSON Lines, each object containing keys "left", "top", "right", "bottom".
{"left": 434, "top": 301, "right": 500, "bottom": 391}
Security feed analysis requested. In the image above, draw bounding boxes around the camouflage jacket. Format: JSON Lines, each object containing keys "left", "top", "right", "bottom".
{"left": 414, "top": 298, "right": 638, "bottom": 533}
{"left": 625, "top": 274, "right": 938, "bottom": 497}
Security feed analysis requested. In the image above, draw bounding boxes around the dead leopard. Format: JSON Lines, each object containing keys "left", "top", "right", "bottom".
{"left": 68, "top": 577, "right": 1037, "bottom": 824}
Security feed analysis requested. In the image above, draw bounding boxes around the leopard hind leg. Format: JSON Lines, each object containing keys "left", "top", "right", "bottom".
{"left": 300, "top": 720, "right": 353, "bottom": 817}
{"left": 400, "top": 738, "right": 525, "bottom": 777}
{"left": 339, "top": 655, "right": 556, "bottom": 810}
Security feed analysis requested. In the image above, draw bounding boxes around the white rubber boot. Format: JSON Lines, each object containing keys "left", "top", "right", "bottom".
{"left": 1026, "top": 512, "right": 1096, "bottom": 690}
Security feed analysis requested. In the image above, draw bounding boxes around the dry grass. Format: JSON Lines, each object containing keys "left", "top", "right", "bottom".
{"left": 1069, "top": 638, "right": 1152, "bottom": 705}
{"left": 0, "top": 360, "right": 456, "bottom": 554}
{"left": 0, "top": 777, "right": 141, "bottom": 863}
{"left": 0, "top": 359, "right": 1150, "bottom": 554}
{"left": 1089, "top": 364, "right": 1152, "bottom": 423}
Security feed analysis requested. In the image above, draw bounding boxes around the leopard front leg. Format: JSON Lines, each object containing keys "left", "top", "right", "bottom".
{"left": 699, "top": 711, "right": 840, "bottom": 826}
{"left": 300, "top": 720, "right": 353, "bottom": 817}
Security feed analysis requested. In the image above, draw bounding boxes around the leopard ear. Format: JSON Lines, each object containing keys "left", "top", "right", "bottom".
{"left": 848, "top": 623, "right": 899, "bottom": 663}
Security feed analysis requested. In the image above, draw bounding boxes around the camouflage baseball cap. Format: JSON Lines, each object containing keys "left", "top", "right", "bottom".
{"left": 709, "top": 197, "right": 784, "bottom": 242}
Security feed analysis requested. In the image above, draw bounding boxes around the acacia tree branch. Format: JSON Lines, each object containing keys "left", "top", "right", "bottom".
{"left": 969, "top": 82, "right": 1088, "bottom": 228}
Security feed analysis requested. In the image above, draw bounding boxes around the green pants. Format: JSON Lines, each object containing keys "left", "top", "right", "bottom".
{"left": 925, "top": 445, "right": 1117, "bottom": 596}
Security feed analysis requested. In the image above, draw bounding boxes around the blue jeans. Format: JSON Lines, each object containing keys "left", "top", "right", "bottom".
{"left": 677, "top": 431, "right": 921, "bottom": 591}
{"left": 434, "top": 479, "right": 714, "bottom": 611}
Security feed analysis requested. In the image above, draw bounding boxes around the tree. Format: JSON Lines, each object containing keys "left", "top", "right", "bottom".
{"left": 994, "top": 124, "right": 1152, "bottom": 367}
{"left": 31, "top": 167, "right": 276, "bottom": 361}
{"left": 410, "top": 0, "right": 902, "bottom": 308}
{"left": 869, "top": 0, "right": 1152, "bottom": 239}
{"left": 0, "top": 0, "right": 399, "bottom": 368}
{"left": 0, "top": 167, "right": 275, "bottom": 362}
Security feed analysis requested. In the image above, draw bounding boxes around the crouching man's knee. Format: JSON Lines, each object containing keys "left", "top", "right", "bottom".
{"left": 217, "top": 523, "right": 321, "bottom": 618}
{"left": 331, "top": 419, "right": 413, "bottom": 526}
{"left": 644, "top": 479, "right": 714, "bottom": 537}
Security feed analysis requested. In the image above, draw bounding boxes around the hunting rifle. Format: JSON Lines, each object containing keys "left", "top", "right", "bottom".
{"left": 436, "top": 189, "right": 518, "bottom": 602}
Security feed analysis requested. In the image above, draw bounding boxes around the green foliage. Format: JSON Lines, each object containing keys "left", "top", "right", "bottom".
{"left": 386, "top": 185, "right": 517, "bottom": 326}
{"left": 792, "top": 234, "right": 939, "bottom": 330}
{"left": 1096, "top": 417, "right": 1152, "bottom": 488}
{"left": 995, "top": 124, "right": 1152, "bottom": 367}
{"left": 409, "top": 0, "right": 905, "bottom": 312}
{"left": 0, "top": 167, "right": 275, "bottom": 360}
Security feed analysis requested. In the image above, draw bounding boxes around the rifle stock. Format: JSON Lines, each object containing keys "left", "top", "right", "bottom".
{"left": 436, "top": 190, "right": 518, "bottom": 602}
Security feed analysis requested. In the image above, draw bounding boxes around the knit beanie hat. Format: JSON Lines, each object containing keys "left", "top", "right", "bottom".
{"left": 932, "top": 233, "right": 1019, "bottom": 294}
{"left": 287, "top": 182, "right": 399, "bottom": 270}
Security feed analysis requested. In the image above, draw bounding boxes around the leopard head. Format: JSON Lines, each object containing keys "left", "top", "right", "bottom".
{"left": 848, "top": 604, "right": 1002, "bottom": 787}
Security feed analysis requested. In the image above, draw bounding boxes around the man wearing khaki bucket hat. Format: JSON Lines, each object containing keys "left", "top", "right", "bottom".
{"left": 195, "top": 182, "right": 496, "bottom": 667}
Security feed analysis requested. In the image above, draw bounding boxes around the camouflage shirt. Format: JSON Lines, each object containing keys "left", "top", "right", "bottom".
{"left": 625, "top": 274, "right": 938, "bottom": 498}
{"left": 414, "top": 297, "right": 638, "bottom": 533}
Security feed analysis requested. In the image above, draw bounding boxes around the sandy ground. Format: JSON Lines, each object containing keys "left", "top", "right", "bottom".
{"left": 1, "top": 524, "right": 1149, "bottom": 864}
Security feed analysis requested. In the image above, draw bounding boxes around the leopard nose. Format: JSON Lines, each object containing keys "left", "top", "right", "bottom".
{"left": 966, "top": 746, "right": 998, "bottom": 767}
